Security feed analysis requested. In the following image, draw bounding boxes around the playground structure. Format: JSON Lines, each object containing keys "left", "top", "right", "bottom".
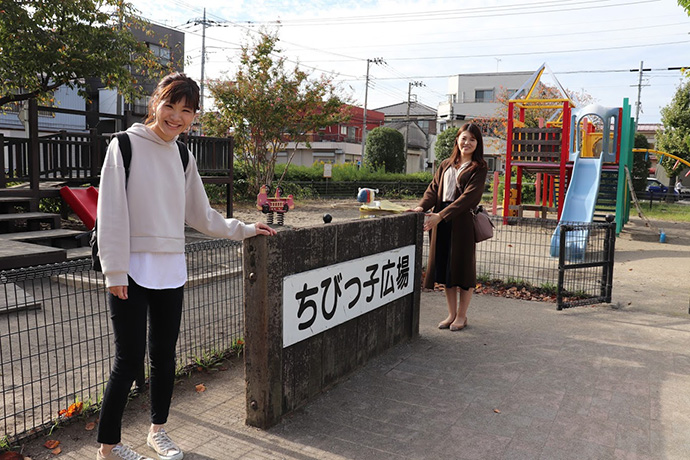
{"left": 256, "top": 184, "right": 294, "bottom": 226}
{"left": 59, "top": 186, "right": 98, "bottom": 230}
{"left": 502, "top": 64, "right": 635, "bottom": 240}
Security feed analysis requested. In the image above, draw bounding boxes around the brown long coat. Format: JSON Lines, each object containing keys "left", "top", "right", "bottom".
{"left": 418, "top": 159, "right": 487, "bottom": 289}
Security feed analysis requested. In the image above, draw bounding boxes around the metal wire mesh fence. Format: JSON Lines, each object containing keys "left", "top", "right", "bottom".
{"left": 555, "top": 220, "right": 616, "bottom": 309}
{"left": 0, "top": 218, "right": 614, "bottom": 443}
{"left": 0, "top": 239, "right": 243, "bottom": 444}
{"left": 422, "top": 216, "right": 616, "bottom": 309}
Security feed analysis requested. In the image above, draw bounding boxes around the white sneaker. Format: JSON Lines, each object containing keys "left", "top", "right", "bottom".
{"left": 97, "top": 444, "right": 154, "bottom": 460}
{"left": 146, "top": 429, "right": 184, "bottom": 460}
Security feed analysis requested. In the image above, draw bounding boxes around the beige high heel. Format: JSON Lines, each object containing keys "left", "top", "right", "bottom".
{"left": 449, "top": 317, "right": 468, "bottom": 331}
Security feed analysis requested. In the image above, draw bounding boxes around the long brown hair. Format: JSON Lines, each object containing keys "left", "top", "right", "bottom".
{"left": 448, "top": 122, "right": 487, "bottom": 169}
{"left": 145, "top": 73, "right": 200, "bottom": 124}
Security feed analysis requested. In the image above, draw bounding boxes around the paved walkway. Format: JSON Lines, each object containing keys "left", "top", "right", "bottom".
{"left": 21, "top": 288, "right": 690, "bottom": 460}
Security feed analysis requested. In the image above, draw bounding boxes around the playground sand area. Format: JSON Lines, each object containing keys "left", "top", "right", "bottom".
{"left": 227, "top": 198, "right": 417, "bottom": 228}
{"left": 227, "top": 198, "right": 690, "bottom": 318}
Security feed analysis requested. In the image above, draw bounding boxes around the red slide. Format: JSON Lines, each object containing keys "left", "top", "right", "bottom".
{"left": 60, "top": 186, "right": 98, "bottom": 230}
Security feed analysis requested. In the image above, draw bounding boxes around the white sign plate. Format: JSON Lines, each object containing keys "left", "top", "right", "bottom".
{"left": 282, "top": 245, "right": 415, "bottom": 348}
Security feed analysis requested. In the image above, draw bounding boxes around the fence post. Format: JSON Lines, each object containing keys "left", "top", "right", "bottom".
{"left": 556, "top": 224, "right": 568, "bottom": 310}
{"left": 89, "top": 128, "right": 99, "bottom": 183}
{"left": 602, "top": 216, "right": 616, "bottom": 303}
{"left": 0, "top": 133, "right": 5, "bottom": 188}
{"left": 59, "top": 130, "right": 67, "bottom": 178}
{"left": 28, "top": 98, "right": 40, "bottom": 210}
{"left": 227, "top": 137, "right": 234, "bottom": 218}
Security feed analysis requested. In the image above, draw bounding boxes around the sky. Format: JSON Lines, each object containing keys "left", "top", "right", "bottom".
{"left": 129, "top": 0, "right": 690, "bottom": 124}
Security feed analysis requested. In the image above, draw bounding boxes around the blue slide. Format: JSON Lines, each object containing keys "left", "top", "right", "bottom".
{"left": 549, "top": 154, "right": 605, "bottom": 261}
{"left": 550, "top": 104, "right": 618, "bottom": 261}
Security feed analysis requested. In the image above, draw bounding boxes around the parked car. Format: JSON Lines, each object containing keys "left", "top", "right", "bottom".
{"left": 646, "top": 178, "right": 679, "bottom": 200}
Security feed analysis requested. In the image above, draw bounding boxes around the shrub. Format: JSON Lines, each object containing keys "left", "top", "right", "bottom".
{"left": 364, "top": 127, "right": 405, "bottom": 173}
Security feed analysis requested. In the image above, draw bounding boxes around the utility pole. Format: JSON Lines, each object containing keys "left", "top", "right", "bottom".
{"left": 200, "top": 8, "right": 207, "bottom": 113}
{"left": 635, "top": 60, "right": 643, "bottom": 130}
{"left": 404, "top": 81, "right": 424, "bottom": 172}
{"left": 186, "top": 9, "right": 218, "bottom": 114}
{"left": 361, "top": 57, "right": 384, "bottom": 160}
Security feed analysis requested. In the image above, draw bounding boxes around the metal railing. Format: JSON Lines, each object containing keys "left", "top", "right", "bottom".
{"left": 1, "top": 131, "right": 234, "bottom": 187}
{"left": 0, "top": 217, "right": 615, "bottom": 443}
{"left": 0, "top": 239, "right": 243, "bottom": 444}
{"left": 423, "top": 216, "right": 616, "bottom": 310}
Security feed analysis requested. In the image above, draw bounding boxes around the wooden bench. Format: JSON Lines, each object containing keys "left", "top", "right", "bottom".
{"left": 0, "top": 212, "right": 61, "bottom": 233}
{"left": 0, "top": 229, "right": 87, "bottom": 248}
{"left": 0, "top": 240, "right": 66, "bottom": 270}
{"left": 0, "top": 197, "right": 32, "bottom": 213}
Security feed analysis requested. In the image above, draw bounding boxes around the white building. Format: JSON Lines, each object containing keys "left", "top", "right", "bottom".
{"left": 436, "top": 71, "right": 534, "bottom": 172}
{"left": 437, "top": 71, "right": 534, "bottom": 130}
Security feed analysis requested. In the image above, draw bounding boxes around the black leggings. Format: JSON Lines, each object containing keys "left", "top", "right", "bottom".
{"left": 97, "top": 277, "right": 184, "bottom": 445}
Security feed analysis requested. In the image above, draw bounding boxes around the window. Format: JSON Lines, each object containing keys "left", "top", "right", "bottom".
{"left": 4, "top": 91, "right": 55, "bottom": 118}
{"left": 133, "top": 96, "right": 150, "bottom": 115}
{"left": 340, "top": 125, "right": 348, "bottom": 135}
{"left": 475, "top": 89, "right": 494, "bottom": 103}
{"left": 148, "top": 43, "right": 171, "bottom": 65}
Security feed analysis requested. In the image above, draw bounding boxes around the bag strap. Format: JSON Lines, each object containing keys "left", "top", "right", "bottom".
{"left": 114, "top": 132, "right": 132, "bottom": 184}
{"left": 176, "top": 140, "right": 189, "bottom": 172}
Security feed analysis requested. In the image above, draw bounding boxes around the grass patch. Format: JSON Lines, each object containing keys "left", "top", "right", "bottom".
{"left": 637, "top": 201, "right": 690, "bottom": 222}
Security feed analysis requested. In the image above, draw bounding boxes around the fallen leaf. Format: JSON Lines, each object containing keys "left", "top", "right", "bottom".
{"left": 493, "top": 409, "right": 501, "bottom": 413}
{"left": 51, "top": 447, "right": 62, "bottom": 455}
{"left": 195, "top": 383, "right": 206, "bottom": 393}
{"left": 44, "top": 440, "right": 60, "bottom": 449}
{"left": 0, "top": 452, "right": 25, "bottom": 460}
{"left": 85, "top": 421, "right": 97, "bottom": 431}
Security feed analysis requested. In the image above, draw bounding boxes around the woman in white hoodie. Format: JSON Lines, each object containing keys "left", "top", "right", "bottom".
{"left": 96, "top": 73, "right": 275, "bottom": 460}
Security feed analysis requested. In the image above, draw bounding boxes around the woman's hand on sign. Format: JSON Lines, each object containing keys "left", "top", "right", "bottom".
{"left": 255, "top": 222, "right": 277, "bottom": 236}
{"left": 423, "top": 213, "right": 442, "bottom": 231}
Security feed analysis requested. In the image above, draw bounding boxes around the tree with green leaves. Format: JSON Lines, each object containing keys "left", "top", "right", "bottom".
{"left": 0, "top": 1, "right": 169, "bottom": 108}
{"left": 364, "top": 127, "right": 405, "bottom": 173}
{"left": 434, "top": 126, "right": 459, "bottom": 165}
{"left": 679, "top": 0, "right": 690, "bottom": 13}
{"left": 656, "top": 78, "right": 690, "bottom": 201}
{"left": 202, "top": 30, "right": 350, "bottom": 195}
{"left": 633, "top": 133, "right": 652, "bottom": 193}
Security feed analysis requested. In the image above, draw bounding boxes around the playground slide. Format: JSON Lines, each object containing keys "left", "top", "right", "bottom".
{"left": 549, "top": 154, "right": 605, "bottom": 260}
{"left": 60, "top": 186, "right": 98, "bottom": 230}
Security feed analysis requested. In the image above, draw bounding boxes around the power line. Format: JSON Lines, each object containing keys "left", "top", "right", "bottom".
{"left": 382, "top": 39, "right": 690, "bottom": 61}
{"left": 245, "top": 0, "right": 660, "bottom": 26}
{"left": 303, "top": 22, "right": 689, "bottom": 54}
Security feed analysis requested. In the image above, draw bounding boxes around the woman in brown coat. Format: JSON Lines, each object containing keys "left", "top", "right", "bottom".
{"left": 411, "top": 123, "right": 487, "bottom": 331}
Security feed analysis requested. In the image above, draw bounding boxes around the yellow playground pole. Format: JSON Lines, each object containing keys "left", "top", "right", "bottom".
{"left": 632, "top": 149, "right": 690, "bottom": 169}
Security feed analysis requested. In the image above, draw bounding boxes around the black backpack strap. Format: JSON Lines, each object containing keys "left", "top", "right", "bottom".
{"left": 176, "top": 140, "right": 189, "bottom": 172}
{"left": 114, "top": 132, "right": 132, "bottom": 184}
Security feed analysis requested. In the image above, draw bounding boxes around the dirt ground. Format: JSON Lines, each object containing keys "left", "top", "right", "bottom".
{"left": 228, "top": 198, "right": 408, "bottom": 228}
{"left": 226, "top": 198, "right": 690, "bottom": 318}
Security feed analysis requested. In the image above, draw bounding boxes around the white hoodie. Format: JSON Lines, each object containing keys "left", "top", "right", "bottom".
{"left": 97, "top": 123, "right": 256, "bottom": 287}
